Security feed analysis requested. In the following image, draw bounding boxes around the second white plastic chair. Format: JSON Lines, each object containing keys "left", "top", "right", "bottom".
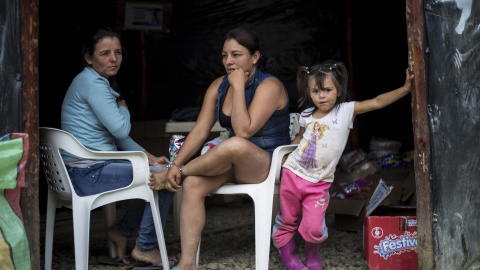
{"left": 39, "top": 127, "right": 170, "bottom": 270}
{"left": 204, "top": 145, "right": 297, "bottom": 269}
{"left": 173, "top": 144, "right": 297, "bottom": 270}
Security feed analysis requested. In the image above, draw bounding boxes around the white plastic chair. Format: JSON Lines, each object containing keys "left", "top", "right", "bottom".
{"left": 173, "top": 144, "right": 298, "bottom": 270}
{"left": 175, "top": 113, "right": 301, "bottom": 238}
{"left": 39, "top": 127, "right": 170, "bottom": 270}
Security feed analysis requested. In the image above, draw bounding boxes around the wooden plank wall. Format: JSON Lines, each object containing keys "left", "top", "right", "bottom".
{"left": 406, "top": 0, "right": 434, "bottom": 269}
{"left": 20, "top": 0, "right": 40, "bottom": 268}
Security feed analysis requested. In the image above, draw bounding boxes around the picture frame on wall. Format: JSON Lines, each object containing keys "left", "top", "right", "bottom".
{"left": 121, "top": 1, "right": 172, "bottom": 32}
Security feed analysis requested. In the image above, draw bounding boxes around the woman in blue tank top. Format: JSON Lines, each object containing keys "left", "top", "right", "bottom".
{"left": 149, "top": 28, "right": 290, "bottom": 270}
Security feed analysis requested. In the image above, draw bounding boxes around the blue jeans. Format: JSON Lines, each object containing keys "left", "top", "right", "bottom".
{"left": 67, "top": 160, "right": 174, "bottom": 251}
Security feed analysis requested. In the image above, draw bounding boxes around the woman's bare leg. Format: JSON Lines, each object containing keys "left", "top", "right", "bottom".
{"left": 175, "top": 173, "right": 231, "bottom": 270}
{"left": 149, "top": 137, "right": 272, "bottom": 189}
{"left": 183, "top": 137, "right": 271, "bottom": 182}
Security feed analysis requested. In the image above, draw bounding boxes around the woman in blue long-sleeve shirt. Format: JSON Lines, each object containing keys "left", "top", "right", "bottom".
{"left": 61, "top": 27, "right": 174, "bottom": 266}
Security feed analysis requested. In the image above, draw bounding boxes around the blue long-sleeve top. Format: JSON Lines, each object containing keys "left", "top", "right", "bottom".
{"left": 61, "top": 67, "right": 144, "bottom": 152}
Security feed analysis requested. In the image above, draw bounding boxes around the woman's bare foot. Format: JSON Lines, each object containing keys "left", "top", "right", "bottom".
{"left": 148, "top": 170, "right": 167, "bottom": 190}
{"left": 174, "top": 262, "right": 198, "bottom": 270}
{"left": 131, "top": 247, "right": 177, "bottom": 266}
{"left": 107, "top": 227, "right": 130, "bottom": 264}
{"left": 132, "top": 247, "right": 161, "bottom": 264}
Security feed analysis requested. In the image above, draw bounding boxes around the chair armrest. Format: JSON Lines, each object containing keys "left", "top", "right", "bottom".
{"left": 79, "top": 151, "right": 150, "bottom": 186}
{"left": 270, "top": 144, "right": 298, "bottom": 184}
{"left": 75, "top": 149, "right": 147, "bottom": 162}
{"left": 44, "top": 128, "right": 150, "bottom": 186}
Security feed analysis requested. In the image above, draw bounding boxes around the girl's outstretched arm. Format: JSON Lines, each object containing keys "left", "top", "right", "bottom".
{"left": 354, "top": 68, "right": 414, "bottom": 115}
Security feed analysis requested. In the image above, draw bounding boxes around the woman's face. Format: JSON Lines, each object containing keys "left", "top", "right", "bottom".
{"left": 222, "top": 38, "right": 259, "bottom": 75}
{"left": 85, "top": 37, "right": 123, "bottom": 79}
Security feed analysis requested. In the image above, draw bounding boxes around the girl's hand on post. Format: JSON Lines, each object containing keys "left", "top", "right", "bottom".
{"left": 404, "top": 68, "right": 415, "bottom": 92}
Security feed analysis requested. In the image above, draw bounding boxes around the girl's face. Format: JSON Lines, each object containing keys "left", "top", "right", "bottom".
{"left": 222, "top": 39, "right": 259, "bottom": 75}
{"left": 308, "top": 75, "right": 340, "bottom": 115}
{"left": 85, "top": 37, "right": 123, "bottom": 79}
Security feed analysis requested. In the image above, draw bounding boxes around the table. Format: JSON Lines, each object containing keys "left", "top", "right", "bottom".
{"left": 165, "top": 121, "right": 226, "bottom": 133}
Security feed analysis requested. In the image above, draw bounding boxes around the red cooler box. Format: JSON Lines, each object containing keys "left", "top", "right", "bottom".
{"left": 364, "top": 216, "right": 418, "bottom": 270}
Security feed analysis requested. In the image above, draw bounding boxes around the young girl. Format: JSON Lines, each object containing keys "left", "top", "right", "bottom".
{"left": 272, "top": 60, "right": 414, "bottom": 270}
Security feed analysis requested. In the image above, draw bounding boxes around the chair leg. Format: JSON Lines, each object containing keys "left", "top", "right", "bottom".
{"left": 196, "top": 237, "right": 201, "bottom": 267}
{"left": 72, "top": 203, "right": 93, "bottom": 270}
{"left": 150, "top": 190, "right": 170, "bottom": 270}
{"left": 44, "top": 190, "right": 57, "bottom": 270}
{"left": 272, "top": 193, "right": 280, "bottom": 225}
{"left": 173, "top": 189, "right": 182, "bottom": 237}
{"left": 103, "top": 203, "right": 117, "bottom": 258}
{"left": 253, "top": 191, "right": 274, "bottom": 270}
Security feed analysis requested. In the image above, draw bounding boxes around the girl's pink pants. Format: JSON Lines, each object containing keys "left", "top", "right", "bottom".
{"left": 272, "top": 168, "right": 331, "bottom": 248}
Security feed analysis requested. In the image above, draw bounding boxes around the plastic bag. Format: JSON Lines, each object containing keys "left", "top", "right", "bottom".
{"left": 335, "top": 178, "right": 370, "bottom": 200}
{"left": 339, "top": 149, "right": 368, "bottom": 172}
{"left": 368, "top": 137, "right": 402, "bottom": 159}
{"left": 0, "top": 133, "right": 31, "bottom": 270}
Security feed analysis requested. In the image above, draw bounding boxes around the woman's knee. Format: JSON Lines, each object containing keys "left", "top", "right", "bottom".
{"left": 216, "top": 137, "right": 250, "bottom": 156}
{"left": 182, "top": 176, "right": 209, "bottom": 198}
{"left": 182, "top": 176, "right": 201, "bottom": 190}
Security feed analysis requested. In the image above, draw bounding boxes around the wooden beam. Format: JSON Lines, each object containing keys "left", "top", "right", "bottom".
{"left": 139, "top": 30, "right": 149, "bottom": 119}
{"left": 344, "top": 0, "right": 360, "bottom": 150}
{"left": 20, "top": 0, "right": 40, "bottom": 268}
{"left": 405, "top": 1, "right": 434, "bottom": 269}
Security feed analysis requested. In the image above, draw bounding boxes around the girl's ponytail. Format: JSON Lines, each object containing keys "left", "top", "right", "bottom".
{"left": 297, "top": 66, "right": 312, "bottom": 109}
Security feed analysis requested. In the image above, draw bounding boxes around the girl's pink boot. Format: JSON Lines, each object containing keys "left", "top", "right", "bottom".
{"left": 279, "top": 238, "right": 308, "bottom": 270}
{"left": 305, "top": 242, "right": 322, "bottom": 269}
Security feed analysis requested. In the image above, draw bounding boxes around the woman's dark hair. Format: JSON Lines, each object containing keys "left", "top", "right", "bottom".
{"left": 81, "top": 27, "right": 123, "bottom": 67}
{"left": 297, "top": 60, "right": 350, "bottom": 115}
{"left": 81, "top": 27, "right": 125, "bottom": 91}
{"left": 223, "top": 28, "right": 278, "bottom": 74}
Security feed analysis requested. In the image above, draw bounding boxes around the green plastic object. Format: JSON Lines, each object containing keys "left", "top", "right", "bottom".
{"left": 0, "top": 133, "right": 31, "bottom": 270}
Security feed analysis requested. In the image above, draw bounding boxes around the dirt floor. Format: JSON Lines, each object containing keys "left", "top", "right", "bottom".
{"left": 41, "top": 196, "right": 369, "bottom": 269}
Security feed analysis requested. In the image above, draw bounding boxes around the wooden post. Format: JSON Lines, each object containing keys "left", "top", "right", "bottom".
{"left": 405, "top": 1, "right": 434, "bottom": 269}
{"left": 139, "top": 30, "right": 149, "bottom": 119}
{"left": 344, "top": 0, "right": 359, "bottom": 150}
{"left": 20, "top": 0, "right": 40, "bottom": 268}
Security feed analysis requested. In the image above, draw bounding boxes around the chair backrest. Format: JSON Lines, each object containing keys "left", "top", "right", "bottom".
{"left": 39, "top": 127, "right": 82, "bottom": 201}
{"left": 289, "top": 113, "right": 300, "bottom": 141}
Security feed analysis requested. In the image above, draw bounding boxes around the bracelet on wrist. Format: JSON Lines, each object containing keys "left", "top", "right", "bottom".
{"left": 166, "top": 162, "right": 183, "bottom": 171}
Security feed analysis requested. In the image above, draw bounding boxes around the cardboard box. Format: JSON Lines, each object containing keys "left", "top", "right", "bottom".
{"left": 327, "top": 160, "right": 418, "bottom": 268}
{"left": 363, "top": 178, "right": 418, "bottom": 270}
{"left": 364, "top": 216, "right": 418, "bottom": 270}
{"left": 326, "top": 177, "right": 396, "bottom": 232}
{"left": 327, "top": 167, "right": 416, "bottom": 232}
{"left": 326, "top": 198, "right": 366, "bottom": 232}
